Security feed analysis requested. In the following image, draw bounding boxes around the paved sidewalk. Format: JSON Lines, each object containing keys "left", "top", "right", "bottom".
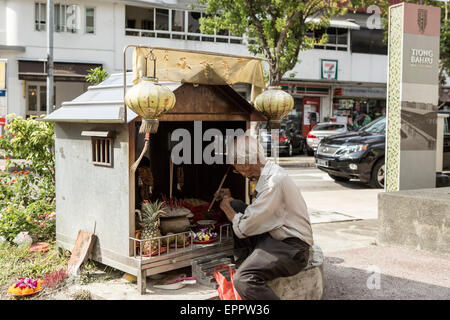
{"left": 313, "top": 219, "right": 450, "bottom": 299}
{"left": 322, "top": 245, "right": 450, "bottom": 299}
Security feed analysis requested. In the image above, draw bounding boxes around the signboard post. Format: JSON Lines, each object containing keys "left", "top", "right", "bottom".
{"left": 385, "top": 3, "right": 441, "bottom": 191}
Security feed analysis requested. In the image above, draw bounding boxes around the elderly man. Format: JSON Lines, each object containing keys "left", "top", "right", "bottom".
{"left": 219, "top": 135, "right": 313, "bottom": 300}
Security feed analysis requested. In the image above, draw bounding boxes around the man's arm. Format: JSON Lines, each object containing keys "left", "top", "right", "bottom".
{"left": 220, "top": 196, "right": 236, "bottom": 222}
{"left": 227, "top": 181, "right": 284, "bottom": 239}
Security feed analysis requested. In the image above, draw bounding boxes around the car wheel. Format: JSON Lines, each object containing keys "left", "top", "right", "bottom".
{"left": 370, "top": 159, "right": 385, "bottom": 189}
{"left": 328, "top": 174, "right": 350, "bottom": 182}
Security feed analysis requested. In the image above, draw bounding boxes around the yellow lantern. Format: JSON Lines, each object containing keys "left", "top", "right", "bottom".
{"left": 254, "top": 86, "right": 294, "bottom": 130}
{"left": 125, "top": 77, "right": 176, "bottom": 134}
{"left": 125, "top": 50, "right": 176, "bottom": 171}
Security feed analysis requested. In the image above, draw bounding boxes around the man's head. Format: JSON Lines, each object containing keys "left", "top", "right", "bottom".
{"left": 227, "top": 135, "right": 266, "bottom": 179}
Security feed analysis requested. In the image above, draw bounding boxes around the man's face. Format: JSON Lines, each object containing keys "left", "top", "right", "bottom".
{"left": 233, "top": 163, "right": 261, "bottom": 180}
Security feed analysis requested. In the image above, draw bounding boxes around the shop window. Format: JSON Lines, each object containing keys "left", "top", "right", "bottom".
{"left": 28, "top": 86, "right": 38, "bottom": 112}
{"left": 188, "top": 11, "right": 201, "bottom": 33}
{"left": 37, "top": 4, "right": 77, "bottom": 33}
{"left": 126, "top": 19, "right": 136, "bottom": 29}
{"left": 85, "top": 7, "right": 95, "bottom": 34}
{"left": 308, "top": 28, "right": 348, "bottom": 51}
{"left": 125, "top": 6, "right": 242, "bottom": 44}
{"left": 351, "top": 29, "right": 387, "bottom": 55}
{"left": 27, "top": 84, "right": 55, "bottom": 116}
{"left": 35, "top": 2, "right": 46, "bottom": 31}
{"left": 91, "top": 137, "right": 113, "bottom": 167}
{"left": 172, "top": 10, "right": 185, "bottom": 31}
{"left": 54, "top": 4, "right": 78, "bottom": 33}
{"left": 39, "top": 86, "right": 47, "bottom": 112}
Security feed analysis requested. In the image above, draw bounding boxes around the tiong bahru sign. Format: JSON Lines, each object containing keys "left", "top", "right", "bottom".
{"left": 410, "top": 48, "right": 434, "bottom": 66}
{"left": 386, "top": 2, "right": 441, "bottom": 192}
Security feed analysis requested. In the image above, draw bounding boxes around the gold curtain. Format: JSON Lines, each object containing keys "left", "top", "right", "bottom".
{"left": 132, "top": 47, "right": 265, "bottom": 101}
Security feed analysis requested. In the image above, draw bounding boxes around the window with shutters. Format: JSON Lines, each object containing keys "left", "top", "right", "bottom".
{"left": 92, "top": 137, "right": 113, "bottom": 167}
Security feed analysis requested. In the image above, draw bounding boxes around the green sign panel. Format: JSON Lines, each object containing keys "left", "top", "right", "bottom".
{"left": 320, "top": 59, "right": 338, "bottom": 80}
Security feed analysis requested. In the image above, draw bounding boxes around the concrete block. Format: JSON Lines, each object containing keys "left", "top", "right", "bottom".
{"left": 267, "top": 245, "right": 324, "bottom": 300}
{"left": 378, "top": 187, "right": 450, "bottom": 254}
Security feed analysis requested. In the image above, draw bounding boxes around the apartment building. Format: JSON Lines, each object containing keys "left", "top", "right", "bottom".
{"left": 0, "top": 0, "right": 416, "bottom": 133}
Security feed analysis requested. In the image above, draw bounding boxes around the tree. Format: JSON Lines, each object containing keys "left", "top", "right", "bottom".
{"left": 197, "top": 0, "right": 371, "bottom": 86}
{"left": 85, "top": 66, "right": 108, "bottom": 86}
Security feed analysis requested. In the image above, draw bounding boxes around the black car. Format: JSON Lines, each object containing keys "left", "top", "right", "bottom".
{"left": 315, "top": 116, "right": 386, "bottom": 188}
{"left": 260, "top": 128, "right": 306, "bottom": 157}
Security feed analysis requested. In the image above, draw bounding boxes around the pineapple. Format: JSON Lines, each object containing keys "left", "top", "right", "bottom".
{"left": 139, "top": 201, "right": 166, "bottom": 255}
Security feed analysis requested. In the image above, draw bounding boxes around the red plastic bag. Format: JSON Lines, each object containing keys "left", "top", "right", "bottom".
{"left": 214, "top": 265, "right": 242, "bottom": 300}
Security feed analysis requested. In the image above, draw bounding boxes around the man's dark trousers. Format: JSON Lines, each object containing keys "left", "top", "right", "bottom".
{"left": 230, "top": 199, "right": 310, "bottom": 300}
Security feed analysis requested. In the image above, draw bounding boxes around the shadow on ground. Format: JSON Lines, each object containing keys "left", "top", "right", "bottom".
{"left": 322, "top": 246, "right": 450, "bottom": 299}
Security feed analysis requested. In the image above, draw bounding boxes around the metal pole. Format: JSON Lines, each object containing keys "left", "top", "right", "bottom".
{"left": 46, "top": 0, "right": 54, "bottom": 114}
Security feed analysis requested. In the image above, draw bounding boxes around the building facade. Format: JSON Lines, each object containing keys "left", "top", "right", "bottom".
{"left": 0, "top": 0, "right": 409, "bottom": 135}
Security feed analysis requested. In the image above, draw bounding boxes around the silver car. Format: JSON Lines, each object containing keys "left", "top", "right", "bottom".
{"left": 306, "top": 122, "right": 352, "bottom": 152}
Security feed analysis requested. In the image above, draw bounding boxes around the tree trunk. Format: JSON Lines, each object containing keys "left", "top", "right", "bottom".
{"left": 269, "top": 59, "right": 281, "bottom": 87}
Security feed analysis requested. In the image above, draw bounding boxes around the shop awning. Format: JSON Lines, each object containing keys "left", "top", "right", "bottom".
{"left": 18, "top": 60, "right": 102, "bottom": 82}
{"left": 305, "top": 17, "right": 361, "bottom": 30}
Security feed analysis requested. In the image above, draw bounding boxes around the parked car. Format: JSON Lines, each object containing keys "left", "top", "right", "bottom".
{"left": 315, "top": 116, "right": 386, "bottom": 188}
{"left": 260, "top": 128, "right": 306, "bottom": 157}
{"left": 306, "top": 122, "right": 353, "bottom": 156}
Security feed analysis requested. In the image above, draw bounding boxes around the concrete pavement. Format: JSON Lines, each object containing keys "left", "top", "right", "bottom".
{"left": 287, "top": 167, "right": 381, "bottom": 221}
{"left": 311, "top": 219, "right": 450, "bottom": 299}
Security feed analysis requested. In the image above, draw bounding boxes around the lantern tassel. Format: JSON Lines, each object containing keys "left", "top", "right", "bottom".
{"left": 131, "top": 132, "right": 150, "bottom": 173}
{"left": 140, "top": 119, "right": 159, "bottom": 134}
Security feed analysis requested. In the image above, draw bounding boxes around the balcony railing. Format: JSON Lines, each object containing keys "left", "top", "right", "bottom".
{"left": 125, "top": 28, "right": 244, "bottom": 44}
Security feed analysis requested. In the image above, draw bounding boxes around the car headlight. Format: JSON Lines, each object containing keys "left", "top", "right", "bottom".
{"left": 336, "top": 144, "right": 368, "bottom": 157}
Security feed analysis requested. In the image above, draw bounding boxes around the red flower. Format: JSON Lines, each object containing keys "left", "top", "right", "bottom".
{"left": 18, "top": 171, "right": 23, "bottom": 175}
{"left": 24, "top": 172, "right": 29, "bottom": 175}
{"left": 4, "top": 157, "right": 9, "bottom": 160}
{"left": 12, "top": 171, "right": 17, "bottom": 174}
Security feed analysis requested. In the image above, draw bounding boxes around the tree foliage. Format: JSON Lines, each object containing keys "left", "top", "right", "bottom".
{"left": 85, "top": 66, "right": 108, "bottom": 86}
{"left": 197, "top": 0, "right": 372, "bottom": 86}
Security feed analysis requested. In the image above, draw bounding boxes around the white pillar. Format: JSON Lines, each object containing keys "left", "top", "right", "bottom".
{"left": 436, "top": 113, "right": 449, "bottom": 172}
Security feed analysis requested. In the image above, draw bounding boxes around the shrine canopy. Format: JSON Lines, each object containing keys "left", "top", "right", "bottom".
{"left": 132, "top": 47, "right": 266, "bottom": 102}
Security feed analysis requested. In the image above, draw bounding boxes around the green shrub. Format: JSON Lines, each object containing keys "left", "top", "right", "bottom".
{"left": 0, "top": 114, "right": 55, "bottom": 242}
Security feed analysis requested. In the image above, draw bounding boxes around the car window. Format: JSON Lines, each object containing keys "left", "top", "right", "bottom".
{"left": 359, "top": 116, "right": 386, "bottom": 134}
{"left": 313, "top": 124, "right": 345, "bottom": 131}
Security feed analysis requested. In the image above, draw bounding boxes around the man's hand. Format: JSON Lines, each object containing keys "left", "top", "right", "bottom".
{"left": 215, "top": 188, "right": 231, "bottom": 200}
{"left": 220, "top": 195, "right": 236, "bottom": 222}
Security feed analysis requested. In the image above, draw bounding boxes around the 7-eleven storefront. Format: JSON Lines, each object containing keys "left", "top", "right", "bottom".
{"left": 280, "top": 82, "right": 332, "bottom": 136}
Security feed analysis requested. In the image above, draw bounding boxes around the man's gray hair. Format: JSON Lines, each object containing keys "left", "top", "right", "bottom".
{"left": 227, "top": 135, "right": 266, "bottom": 164}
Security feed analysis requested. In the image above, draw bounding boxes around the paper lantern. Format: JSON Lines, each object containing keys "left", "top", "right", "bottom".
{"left": 125, "top": 51, "right": 176, "bottom": 171}
{"left": 254, "top": 86, "right": 294, "bottom": 129}
{"left": 125, "top": 77, "right": 176, "bottom": 134}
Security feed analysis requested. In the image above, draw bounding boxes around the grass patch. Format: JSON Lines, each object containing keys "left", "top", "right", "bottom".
{"left": 0, "top": 241, "right": 68, "bottom": 289}
{"left": 79, "top": 260, "right": 122, "bottom": 285}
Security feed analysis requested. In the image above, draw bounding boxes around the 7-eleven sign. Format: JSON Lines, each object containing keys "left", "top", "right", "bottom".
{"left": 320, "top": 59, "right": 338, "bottom": 80}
